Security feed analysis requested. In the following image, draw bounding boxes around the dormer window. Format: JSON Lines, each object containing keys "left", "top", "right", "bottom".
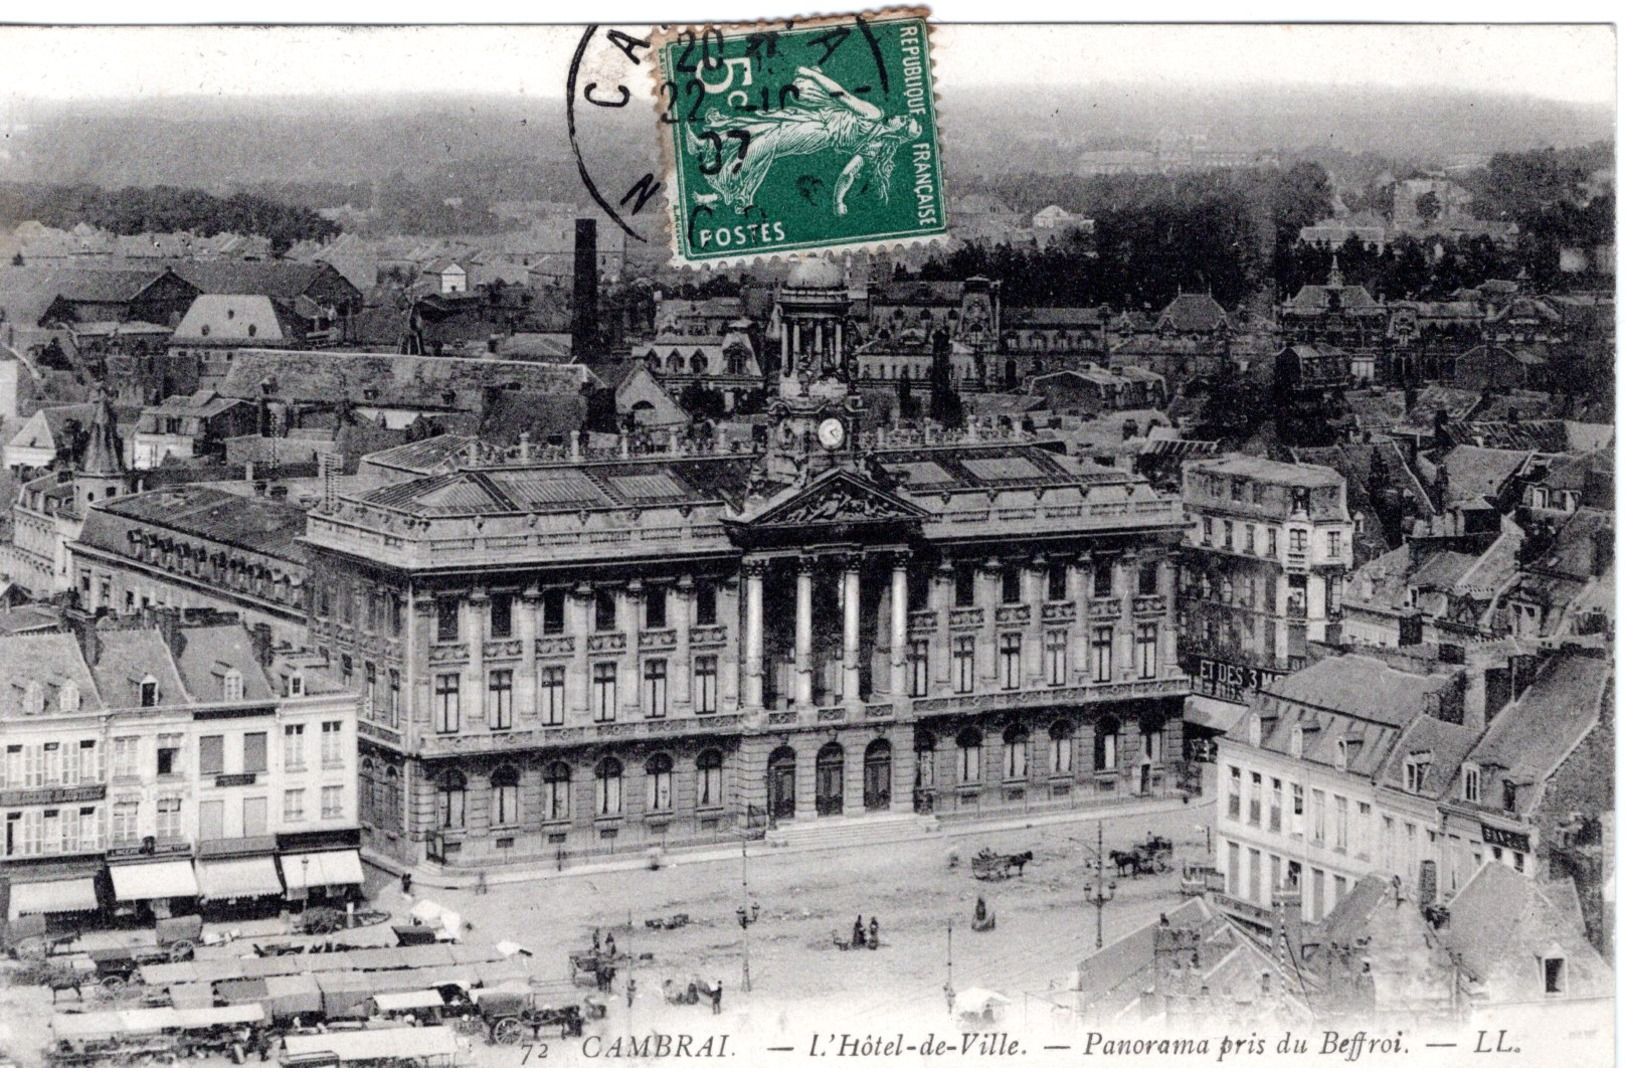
{"left": 289, "top": 673, "right": 305, "bottom": 697}
{"left": 1334, "top": 739, "right": 1348, "bottom": 772}
{"left": 139, "top": 676, "right": 159, "bottom": 708}
{"left": 1462, "top": 764, "right": 1480, "bottom": 803}
{"left": 222, "top": 668, "right": 244, "bottom": 702}
{"left": 22, "top": 681, "right": 45, "bottom": 715}
{"left": 59, "top": 680, "right": 80, "bottom": 713}
{"left": 1403, "top": 752, "right": 1432, "bottom": 794}
{"left": 1543, "top": 956, "right": 1566, "bottom": 995}
{"left": 1289, "top": 726, "right": 1304, "bottom": 759}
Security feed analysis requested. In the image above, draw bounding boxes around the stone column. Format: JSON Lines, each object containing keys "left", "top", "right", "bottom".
{"left": 465, "top": 588, "right": 487, "bottom": 726}
{"left": 674, "top": 576, "right": 694, "bottom": 709}
{"left": 780, "top": 321, "right": 790, "bottom": 374}
{"left": 977, "top": 559, "right": 999, "bottom": 689}
{"left": 842, "top": 554, "right": 862, "bottom": 703}
{"left": 889, "top": 553, "right": 909, "bottom": 698}
{"left": 1023, "top": 556, "right": 1044, "bottom": 687}
{"left": 518, "top": 585, "right": 540, "bottom": 719}
{"left": 622, "top": 582, "right": 643, "bottom": 718}
{"left": 742, "top": 561, "right": 765, "bottom": 709}
{"left": 567, "top": 584, "right": 593, "bottom": 719}
{"left": 721, "top": 577, "right": 741, "bottom": 710}
{"left": 930, "top": 561, "right": 953, "bottom": 693}
{"left": 794, "top": 559, "right": 815, "bottom": 707}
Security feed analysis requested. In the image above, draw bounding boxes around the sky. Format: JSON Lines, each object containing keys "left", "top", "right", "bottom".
{"left": 0, "top": 21, "right": 1614, "bottom": 108}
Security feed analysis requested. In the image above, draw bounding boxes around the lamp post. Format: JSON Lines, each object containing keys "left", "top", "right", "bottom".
{"left": 1081, "top": 820, "right": 1116, "bottom": 950}
{"left": 300, "top": 855, "right": 311, "bottom": 916}
{"left": 736, "top": 835, "right": 759, "bottom": 992}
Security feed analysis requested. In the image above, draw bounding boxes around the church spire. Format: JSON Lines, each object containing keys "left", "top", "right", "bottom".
{"left": 1326, "top": 254, "right": 1344, "bottom": 289}
{"left": 80, "top": 384, "right": 124, "bottom": 477}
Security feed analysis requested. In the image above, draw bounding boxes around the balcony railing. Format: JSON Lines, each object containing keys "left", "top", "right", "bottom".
{"left": 415, "top": 712, "right": 746, "bottom": 756}
{"left": 911, "top": 675, "right": 1186, "bottom": 716}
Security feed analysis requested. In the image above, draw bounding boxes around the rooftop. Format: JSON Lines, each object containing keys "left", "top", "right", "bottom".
{"left": 0, "top": 633, "right": 101, "bottom": 719}
{"left": 80, "top": 485, "right": 310, "bottom": 562}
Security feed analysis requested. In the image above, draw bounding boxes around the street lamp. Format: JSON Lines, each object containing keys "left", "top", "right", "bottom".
{"left": 737, "top": 835, "right": 759, "bottom": 992}
{"left": 300, "top": 855, "right": 311, "bottom": 916}
{"left": 1081, "top": 820, "right": 1116, "bottom": 950}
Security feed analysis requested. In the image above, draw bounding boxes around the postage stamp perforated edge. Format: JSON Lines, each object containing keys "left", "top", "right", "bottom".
{"left": 646, "top": 7, "right": 950, "bottom": 270}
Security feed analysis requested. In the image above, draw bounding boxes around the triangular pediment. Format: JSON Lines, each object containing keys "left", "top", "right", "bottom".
{"left": 735, "top": 467, "right": 928, "bottom": 530}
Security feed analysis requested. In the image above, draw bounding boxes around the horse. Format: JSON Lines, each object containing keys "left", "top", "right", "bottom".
{"left": 1109, "top": 849, "right": 1149, "bottom": 878}
{"left": 1005, "top": 850, "right": 1035, "bottom": 877}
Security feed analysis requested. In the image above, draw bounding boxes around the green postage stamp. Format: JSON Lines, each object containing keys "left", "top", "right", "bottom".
{"left": 653, "top": 9, "right": 947, "bottom": 264}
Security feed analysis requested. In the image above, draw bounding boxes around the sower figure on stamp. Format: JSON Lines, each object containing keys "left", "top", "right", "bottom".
{"left": 687, "top": 66, "right": 921, "bottom": 217}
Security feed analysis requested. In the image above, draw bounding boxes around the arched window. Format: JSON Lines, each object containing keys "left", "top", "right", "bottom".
{"left": 1094, "top": 718, "right": 1119, "bottom": 772}
{"left": 1049, "top": 721, "right": 1074, "bottom": 775}
{"left": 491, "top": 766, "right": 520, "bottom": 827}
{"left": 436, "top": 769, "right": 467, "bottom": 830}
{"left": 381, "top": 766, "right": 401, "bottom": 832}
{"left": 667, "top": 352, "right": 684, "bottom": 373}
{"left": 595, "top": 758, "right": 624, "bottom": 816}
{"left": 914, "top": 732, "right": 936, "bottom": 791}
{"left": 696, "top": 749, "right": 724, "bottom": 808}
{"left": 691, "top": 353, "right": 708, "bottom": 375}
{"left": 1002, "top": 725, "right": 1029, "bottom": 780}
{"left": 955, "top": 728, "right": 983, "bottom": 783}
{"left": 645, "top": 753, "right": 674, "bottom": 813}
{"left": 544, "top": 762, "right": 571, "bottom": 821}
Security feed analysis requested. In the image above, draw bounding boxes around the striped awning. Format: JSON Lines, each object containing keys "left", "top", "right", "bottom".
{"left": 109, "top": 859, "right": 199, "bottom": 902}
{"left": 279, "top": 849, "right": 364, "bottom": 889}
{"left": 7, "top": 877, "right": 99, "bottom": 919}
{"left": 196, "top": 856, "right": 283, "bottom": 900}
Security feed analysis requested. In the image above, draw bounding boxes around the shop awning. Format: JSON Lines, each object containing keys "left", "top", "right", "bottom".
{"left": 7, "top": 877, "right": 99, "bottom": 919}
{"left": 1184, "top": 695, "right": 1251, "bottom": 734}
{"left": 196, "top": 856, "right": 283, "bottom": 900}
{"left": 279, "top": 849, "right": 364, "bottom": 889}
{"left": 109, "top": 859, "right": 199, "bottom": 902}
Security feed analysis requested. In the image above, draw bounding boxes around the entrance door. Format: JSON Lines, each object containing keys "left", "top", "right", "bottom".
{"left": 815, "top": 743, "right": 844, "bottom": 816}
{"left": 863, "top": 740, "right": 892, "bottom": 811}
{"left": 767, "top": 747, "right": 796, "bottom": 821}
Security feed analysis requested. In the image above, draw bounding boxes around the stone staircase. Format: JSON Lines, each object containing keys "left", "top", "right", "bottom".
{"left": 765, "top": 811, "right": 940, "bottom": 852}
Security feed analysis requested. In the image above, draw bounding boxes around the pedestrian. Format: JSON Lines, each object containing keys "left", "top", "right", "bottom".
{"left": 852, "top": 914, "right": 865, "bottom": 948}
{"left": 592, "top": 927, "right": 601, "bottom": 952}
{"left": 605, "top": 933, "right": 617, "bottom": 957}
{"left": 712, "top": 980, "right": 723, "bottom": 1015}
{"left": 401, "top": 872, "right": 413, "bottom": 896}
{"left": 868, "top": 916, "right": 879, "bottom": 950}
{"left": 626, "top": 977, "right": 637, "bottom": 1008}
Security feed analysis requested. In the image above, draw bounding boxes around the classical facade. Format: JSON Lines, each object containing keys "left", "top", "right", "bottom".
{"left": 303, "top": 262, "right": 1190, "bottom": 872}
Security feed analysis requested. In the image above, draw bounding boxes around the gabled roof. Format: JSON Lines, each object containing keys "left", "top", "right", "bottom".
{"left": 0, "top": 633, "right": 101, "bottom": 718}
{"left": 1156, "top": 292, "right": 1230, "bottom": 333}
{"left": 173, "top": 260, "right": 357, "bottom": 302}
{"left": 728, "top": 466, "right": 929, "bottom": 529}
{"left": 87, "top": 629, "right": 187, "bottom": 710}
{"left": 1461, "top": 652, "right": 1609, "bottom": 788}
{"left": 1444, "top": 863, "right": 1612, "bottom": 1005}
{"left": 172, "top": 294, "right": 289, "bottom": 343}
{"left": 360, "top": 435, "right": 481, "bottom": 475}
{"left": 169, "top": 624, "right": 275, "bottom": 704}
{"left": 1439, "top": 445, "right": 1532, "bottom": 504}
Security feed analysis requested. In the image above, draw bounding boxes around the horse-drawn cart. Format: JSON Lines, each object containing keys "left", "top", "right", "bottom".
{"left": 4, "top": 914, "right": 82, "bottom": 960}
{"left": 970, "top": 849, "right": 1034, "bottom": 881}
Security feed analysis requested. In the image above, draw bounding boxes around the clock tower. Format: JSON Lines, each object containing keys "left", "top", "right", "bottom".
{"left": 761, "top": 257, "right": 865, "bottom": 481}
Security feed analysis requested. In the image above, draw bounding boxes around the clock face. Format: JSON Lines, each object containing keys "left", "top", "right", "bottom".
{"left": 817, "top": 417, "right": 846, "bottom": 450}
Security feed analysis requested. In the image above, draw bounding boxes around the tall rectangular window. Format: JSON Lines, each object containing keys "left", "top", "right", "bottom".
{"left": 1328, "top": 530, "right": 1343, "bottom": 558}
{"left": 1091, "top": 627, "right": 1113, "bottom": 683}
{"left": 644, "top": 586, "right": 667, "bottom": 629}
{"left": 435, "top": 597, "right": 459, "bottom": 642}
{"left": 156, "top": 796, "right": 182, "bottom": 839}
{"left": 321, "top": 722, "right": 343, "bottom": 767}
{"left": 489, "top": 592, "right": 513, "bottom": 639}
{"left": 283, "top": 724, "right": 306, "bottom": 772}
{"left": 363, "top": 661, "right": 377, "bottom": 714}
{"left": 284, "top": 788, "right": 305, "bottom": 822}
{"left": 644, "top": 660, "right": 668, "bottom": 717}
{"left": 1136, "top": 623, "right": 1158, "bottom": 678}
{"left": 540, "top": 665, "right": 566, "bottom": 724}
{"left": 1044, "top": 630, "right": 1067, "bottom": 686}
{"left": 488, "top": 669, "right": 514, "bottom": 730}
{"left": 1245, "top": 524, "right": 1256, "bottom": 554}
{"left": 1047, "top": 560, "right": 1068, "bottom": 601}
{"left": 594, "top": 590, "right": 617, "bottom": 632}
{"left": 1227, "top": 765, "right": 1242, "bottom": 820}
{"left": 434, "top": 673, "right": 461, "bottom": 734}
{"left": 1290, "top": 529, "right": 1308, "bottom": 553}
{"left": 1093, "top": 563, "right": 1113, "bottom": 598}
{"left": 1138, "top": 563, "right": 1158, "bottom": 596}
{"left": 322, "top": 786, "right": 344, "bottom": 820}
{"left": 693, "top": 656, "right": 718, "bottom": 714}
{"left": 1270, "top": 778, "right": 1283, "bottom": 832}
{"left": 1292, "top": 783, "right": 1305, "bottom": 836}
{"left": 952, "top": 636, "right": 975, "bottom": 694}
{"left": 592, "top": 663, "right": 618, "bottom": 722}
{"left": 695, "top": 583, "right": 717, "bottom": 626}
{"left": 199, "top": 735, "right": 224, "bottom": 776}
{"left": 387, "top": 669, "right": 400, "bottom": 726}
{"left": 1000, "top": 565, "right": 1022, "bottom": 604}
{"left": 1312, "top": 789, "right": 1326, "bottom": 843}
{"left": 243, "top": 732, "right": 267, "bottom": 774}
{"left": 542, "top": 590, "right": 566, "bottom": 634}
{"left": 1248, "top": 771, "right": 1262, "bottom": 826}
{"left": 1267, "top": 528, "right": 1278, "bottom": 557}
{"left": 998, "top": 633, "right": 1022, "bottom": 690}
{"left": 1335, "top": 795, "right": 1349, "bottom": 851}
{"left": 954, "top": 564, "right": 977, "bottom": 607}
{"left": 908, "top": 641, "right": 930, "bottom": 697}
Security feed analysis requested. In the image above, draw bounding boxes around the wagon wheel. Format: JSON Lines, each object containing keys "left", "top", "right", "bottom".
{"left": 454, "top": 1015, "right": 483, "bottom": 1037}
{"left": 14, "top": 936, "right": 47, "bottom": 960}
{"left": 99, "top": 975, "right": 127, "bottom": 999}
{"left": 493, "top": 1018, "right": 526, "bottom": 1046}
{"left": 167, "top": 939, "right": 196, "bottom": 962}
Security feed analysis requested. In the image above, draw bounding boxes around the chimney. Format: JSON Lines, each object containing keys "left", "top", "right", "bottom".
{"left": 572, "top": 218, "right": 600, "bottom": 358}
{"left": 569, "top": 430, "right": 581, "bottom": 460}
{"left": 518, "top": 433, "right": 531, "bottom": 461}
{"left": 71, "top": 612, "right": 103, "bottom": 668}
{"left": 249, "top": 622, "right": 274, "bottom": 669}
{"left": 244, "top": 460, "right": 255, "bottom": 488}
{"left": 153, "top": 605, "right": 185, "bottom": 659}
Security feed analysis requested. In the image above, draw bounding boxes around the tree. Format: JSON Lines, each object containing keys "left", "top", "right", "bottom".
{"left": 896, "top": 367, "right": 918, "bottom": 420}
{"left": 1416, "top": 191, "right": 1442, "bottom": 226}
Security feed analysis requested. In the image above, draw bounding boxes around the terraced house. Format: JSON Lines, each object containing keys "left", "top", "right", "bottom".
{"left": 303, "top": 261, "right": 1191, "bottom": 872}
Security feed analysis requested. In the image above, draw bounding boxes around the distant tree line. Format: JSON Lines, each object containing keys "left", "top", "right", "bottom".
{"left": 0, "top": 181, "right": 339, "bottom": 255}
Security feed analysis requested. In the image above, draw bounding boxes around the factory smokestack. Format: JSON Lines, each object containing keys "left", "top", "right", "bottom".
{"left": 572, "top": 218, "right": 600, "bottom": 359}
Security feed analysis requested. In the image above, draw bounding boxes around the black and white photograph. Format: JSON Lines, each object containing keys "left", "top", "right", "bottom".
{"left": 0, "top": 11, "right": 1615, "bottom": 1068}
